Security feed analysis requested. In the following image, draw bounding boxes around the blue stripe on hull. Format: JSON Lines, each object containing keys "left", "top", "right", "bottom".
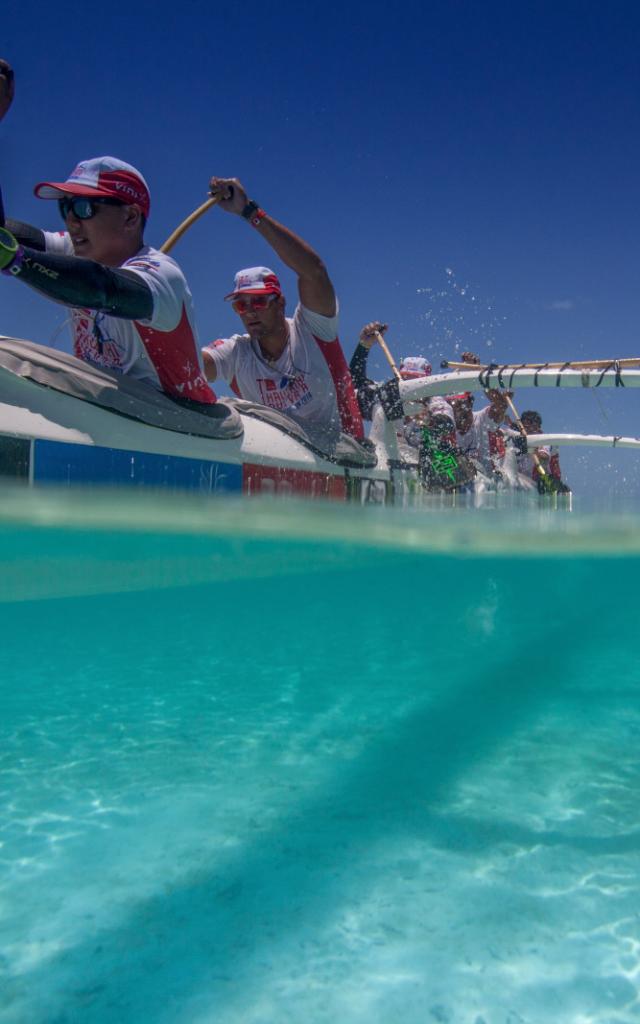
{"left": 32, "top": 439, "right": 242, "bottom": 493}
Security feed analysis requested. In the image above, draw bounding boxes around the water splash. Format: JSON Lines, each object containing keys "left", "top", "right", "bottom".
{"left": 415, "top": 267, "right": 508, "bottom": 364}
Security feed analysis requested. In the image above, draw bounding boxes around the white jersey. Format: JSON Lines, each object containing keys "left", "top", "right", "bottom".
{"left": 457, "top": 405, "right": 506, "bottom": 474}
{"left": 204, "top": 303, "right": 362, "bottom": 449}
{"left": 44, "top": 231, "right": 214, "bottom": 403}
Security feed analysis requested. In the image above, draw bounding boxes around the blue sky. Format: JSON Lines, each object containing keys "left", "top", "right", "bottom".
{"left": 3, "top": 1, "right": 640, "bottom": 495}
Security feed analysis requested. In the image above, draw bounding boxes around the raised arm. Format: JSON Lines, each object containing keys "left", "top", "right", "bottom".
{"left": 349, "top": 321, "right": 388, "bottom": 388}
{"left": 208, "top": 176, "right": 336, "bottom": 317}
{"left": 0, "top": 60, "right": 14, "bottom": 122}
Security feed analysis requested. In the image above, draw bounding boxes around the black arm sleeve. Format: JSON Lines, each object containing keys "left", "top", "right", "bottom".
{"left": 5, "top": 218, "right": 46, "bottom": 251}
{"left": 349, "top": 343, "right": 378, "bottom": 420}
{"left": 348, "top": 342, "right": 404, "bottom": 421}
{"left": 14, "top": 248, "right": 154, "bottom": 320}
{"left": 349, "top": 342, "right": 370, "bottom": 392}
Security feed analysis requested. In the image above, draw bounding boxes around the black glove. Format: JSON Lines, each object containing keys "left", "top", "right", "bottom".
{"left": 0, "top": 226, "right": 19, "bottom": 270}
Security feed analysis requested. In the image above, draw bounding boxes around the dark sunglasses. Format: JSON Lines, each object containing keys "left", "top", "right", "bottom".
{"left": 231, "top": 294, "right": 277, "bottom": 314}
{"left": 58, "top": 196, "right": 125, "bottom": 221}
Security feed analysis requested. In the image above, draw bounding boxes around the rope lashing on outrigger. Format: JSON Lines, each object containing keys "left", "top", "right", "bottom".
{"left": 442, "top": 357, "right": 636, "bottom": 389}
{"left": 463, "top": 360, "right": 623, "bottom": 391}
{"left": 594, "top": 360, "right": 625, "bottom": 388}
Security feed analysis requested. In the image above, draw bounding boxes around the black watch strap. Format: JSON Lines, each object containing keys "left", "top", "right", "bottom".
{"left": 241, "top": 200, "right": 260, "bottom": 221}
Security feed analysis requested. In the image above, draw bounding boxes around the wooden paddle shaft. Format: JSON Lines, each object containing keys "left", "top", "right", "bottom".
{"left": 374, "top": 331, "right": 402, "bottom": 381}
{"left": 160, "top": 196, "right": 220, "bottom": 254}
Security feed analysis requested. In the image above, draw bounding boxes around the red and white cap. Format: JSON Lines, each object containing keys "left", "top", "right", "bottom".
{"left": 224, "top": 266, "right": 282, "bottom": 300}
{"left": 399, "top": 356, "right": 432, "bottom": 380}
{"left": 446, "top": 391, "right": 474, "bottom": 405}
{"left": 34, "top": 156, "right": 151, "bottom": 219}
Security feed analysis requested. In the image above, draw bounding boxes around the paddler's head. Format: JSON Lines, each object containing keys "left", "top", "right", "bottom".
{"left": 446, "top": 391, "right": 474, "bottom": 433}
{"left": 225, "top": 266, "right": 286, "bottom": 341}
{"left": 520, "top": 410, "right": 543, "bottom": 435}
{"left": 34, "top": 156, "right": 150, "bottom": 267}
{"left": 485, "top": 388, "right": 512, "bottom": 423}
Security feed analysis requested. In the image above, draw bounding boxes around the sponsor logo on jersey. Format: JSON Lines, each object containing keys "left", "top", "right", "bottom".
{"left": 72, "top": 310, "right": 123, "bottom": 369}
{"left": 257, "top": 374, "right": 311, "bottom": 411}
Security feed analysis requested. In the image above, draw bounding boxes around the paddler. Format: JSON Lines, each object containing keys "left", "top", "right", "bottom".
{"left": 447, "top": 387, "right": 513, "bottom": 479}
{"left": 349, "top": 322, "right": 475, "bottom": 490}
{"left": 349, "top": 322, "right": 456, "bottom": 435}
{"left": 442, "top": 348, "right": 515, "bottom": 480}
{"left": 201, "top": 176, "right": 363, "bottom": 452}
{"left": 0, "top": 61, "right": 214, "bottom": 405}
{"left": 510, "top": 410, "right": 570, "bottom": 493}
{"left": 349, "top": 320, "right": 414, "bottom": 423}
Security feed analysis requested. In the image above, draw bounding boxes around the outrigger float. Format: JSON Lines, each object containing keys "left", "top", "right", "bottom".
{"left": 0, "top": 337, "right": 639, "bottom": 502}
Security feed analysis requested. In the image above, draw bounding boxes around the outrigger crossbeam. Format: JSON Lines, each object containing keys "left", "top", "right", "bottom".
{"left": 528, "top": 433, "right": 640, "bottom": 452}
{"left": 398, "top": 365, "right": 640, "bottom": 414}
{"left": 441, "top": 357, "right": 640, "bottom": 371}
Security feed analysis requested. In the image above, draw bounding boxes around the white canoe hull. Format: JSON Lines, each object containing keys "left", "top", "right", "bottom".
{"left": 0, "top": 339, "right": 638, "bottom": 500}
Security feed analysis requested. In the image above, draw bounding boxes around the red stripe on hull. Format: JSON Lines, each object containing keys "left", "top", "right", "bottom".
{"left": 243, "top": 463, "right": 347, "bottom": 499}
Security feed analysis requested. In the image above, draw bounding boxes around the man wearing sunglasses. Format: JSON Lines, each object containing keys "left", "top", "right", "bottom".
{"left": 0, "top": 140, "right": 214, "bottom": 403}
{"left": 202, "top": 176, "right": 363, "bottom": 450}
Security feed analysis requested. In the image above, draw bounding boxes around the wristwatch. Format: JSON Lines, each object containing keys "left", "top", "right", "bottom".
{"left": 241, "top": 200, "right": 266, "bottom": 227}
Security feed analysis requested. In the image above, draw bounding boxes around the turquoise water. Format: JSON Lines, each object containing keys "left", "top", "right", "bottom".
{"left": 2, "top": 490, "right": 640, "bottom": 1023}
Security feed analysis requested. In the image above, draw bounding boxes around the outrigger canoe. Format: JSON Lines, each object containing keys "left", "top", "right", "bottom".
{"left": 0, "top": 337, "right": 638, "bottom": 501}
